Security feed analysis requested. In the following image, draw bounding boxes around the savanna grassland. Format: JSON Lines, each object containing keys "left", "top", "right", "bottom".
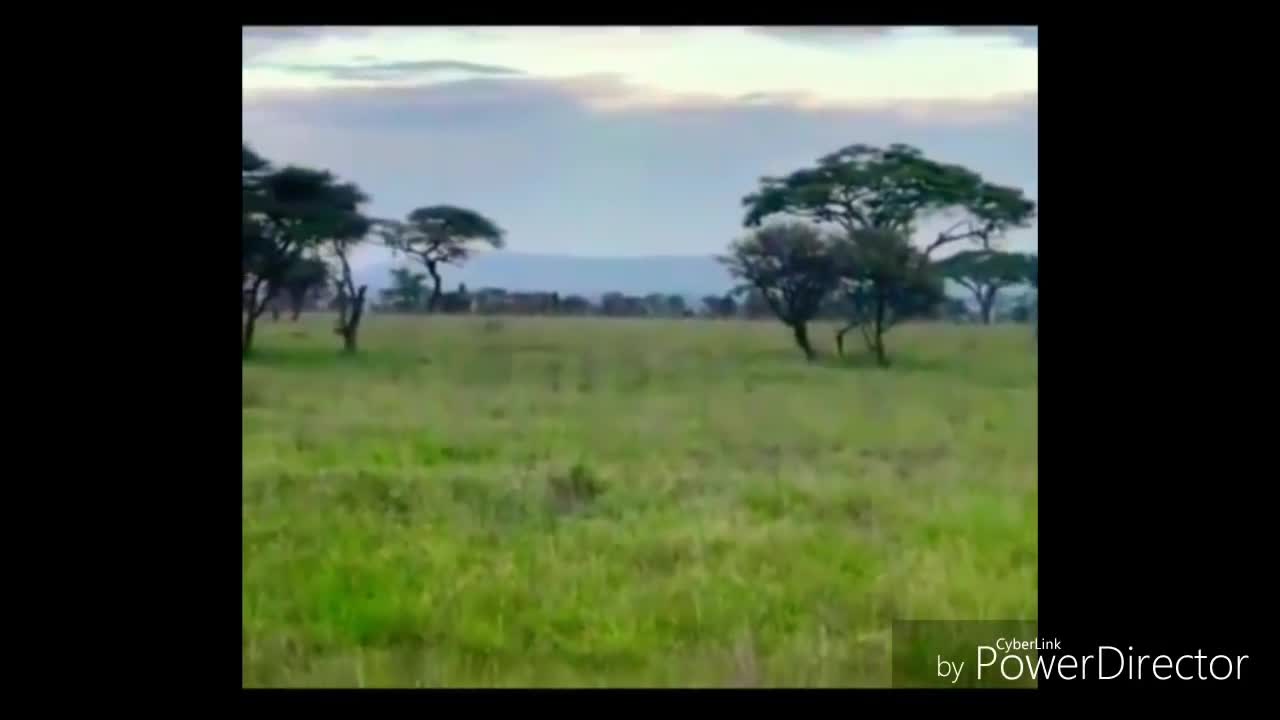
{"left": 242, "top": 315, "right": 1037, "bottom": 687}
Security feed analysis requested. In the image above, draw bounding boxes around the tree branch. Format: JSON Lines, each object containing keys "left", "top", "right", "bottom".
{"left": 248, "top": 276, "right": 279, "bottom": 320}
{"left": 758, "top": 283, "right": 786, "bottom": 323}
{"left": 334, "top": 245, "right": 356, "bottom": 299}
{"left": 925, "top": 221, "right": 983, "bottom": 258}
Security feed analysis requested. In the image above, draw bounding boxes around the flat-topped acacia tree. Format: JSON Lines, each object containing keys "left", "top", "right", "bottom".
{"left": 242, "top": 152, "right": 371, "bottom": 356}
{"left": 376, "top": 205, "right": 504, "bottom": 312}
{"left": 739, "top": 143, "right": 1033, "bottom": 363}
{"left": 242, "top": 145, "right": 274, "bottom": 351}
{"left": 258, "top": 165, "right": 370, "bottom": 353}
{"left": 932, "top": 182, "right": 1036, "bottom": 324}
{"left": 937, "top": 249, "right": 1037, "bottom": 325}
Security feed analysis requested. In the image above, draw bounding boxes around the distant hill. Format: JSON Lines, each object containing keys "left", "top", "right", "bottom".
{"left": 356, "top": 252, "right": 736, "bottom": 301}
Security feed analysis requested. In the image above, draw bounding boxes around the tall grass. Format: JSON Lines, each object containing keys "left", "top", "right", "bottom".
{"left": 243, "top": 314, "right": 1037, "bottom": 687}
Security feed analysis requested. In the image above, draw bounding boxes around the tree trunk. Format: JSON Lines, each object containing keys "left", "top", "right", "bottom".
{"left": 271, "top": 304, "right": 280, "bottom": 322}
{"left": 339, "top": 285, "right": 367, "bottom": 353}
{"left": 242, "top": 310, "right": 257, "bottom": 358}
{"left": 289, "top": 289, "right": 304, "bottom": 321}
{"left": 979, "top": 285, "right": 998, "bottom": 325}
{"left": 872, "top": 293, "right": 889, "bottom": 367}
{"left": 791, "top": 322, "right": 816, "bottom": 362}
{"left": 242, "top": 277, "right": 266, "bottom": 357}
{"left": 835, "top": 322, "right": 857, "bottom": 357}
{"left": 426, "top": 262, "right": 442, "bottom": 313}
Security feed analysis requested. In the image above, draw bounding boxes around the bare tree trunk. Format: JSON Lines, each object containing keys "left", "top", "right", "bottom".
{"left": 791, "top": 322, "right": 816, "bottom": 362}
{"left": 979, "top": 285, "right": 998, "bottom": 325}
{"left": 333, "top": 246, "right": 366, "bottom": 353}
{"left": 872, "top": 292, "right": 889, "bottom": 367}
{"left": 340, "top": 285, "right": 367, "bottom": 353}
{"left": 242, "top": 277, "right": 267, "bottom": 357}
{"left": 334, "top": 287, "right": 348, "bottom": 333}
{"left": 242, "top": 311, "right": 258, "bottom": 357}
{"left": 289, "top": 289, "right": 304, "bottom": 321}
{"left": 426, "top": 261, "right": 443, "bottom": 313}
{"left": 835, "top": 321, "right": 857, "bottom": 357}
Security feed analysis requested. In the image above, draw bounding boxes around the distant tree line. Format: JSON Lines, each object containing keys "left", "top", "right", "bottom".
{"left": 367, "top": 271, "right": 1036, "bottom": 325}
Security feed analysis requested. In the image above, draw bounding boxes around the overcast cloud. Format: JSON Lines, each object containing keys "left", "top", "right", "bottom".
{"left": 242, "top": 26, "right": 1038, "bottom": 268}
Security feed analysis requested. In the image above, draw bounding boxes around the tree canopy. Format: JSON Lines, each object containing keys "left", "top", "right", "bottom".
{"left": 937, "top": 249, "right": 1036, "bottom": 324}
{"left": 241, "top": 150, "right": 372, "bottom": 355}
{"left": 742, "top": 143, "right": 1034, "bottom": 258}
{"left": 721, "top": 222, "right": 840, "bottom": 360}
{"left": 831, "top": 228, "right": 943, "bottom": 364}
{"left": 737, "top": 141, "right": 1034, "bottom": 365}
{"left": 381, "top": 205, "right": 506, "bottom": 265}
{"left": 380, "top": 268, "right": 429, "bottom": 311}
{"left": 744, "top": 144, "right": 974, "bottom": 237}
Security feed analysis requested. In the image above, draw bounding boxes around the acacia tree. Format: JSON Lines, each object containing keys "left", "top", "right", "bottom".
{"left": 380, "top": 267, "right": 428, "bottom": 311}
{"left": 326, "top": 207, "right": 373, "bottom": 353}
{"left": 251, "top": 163, "right": 373, "bottom": 356}
{"left": 272, "top": 256, "right": 329, "bottom": 321}
{"left": 720, "top": 222, "right": 839, "bottom": 361}
{"left": 241, "top": 154, "right": 337, "bottom": 353}
{"left": 931, "top": 183, "right": 1036, "bottom": 323}
{"left": 376, "top": 206, "right": 504, "bottom": 312}
{"left": 242, "top": 149, "right": 372, "bottom": 356}
{"left": 740, "top": 143, "right": 1031, "bottom": 365}
{"left": 242, "top": 145, "right": 274, "bottom": 351}
{"left": 831, "top": 229, "right": 943, "bottom": 366}
{"left": 938, "top": 250, "right": 1035, "bottom": 324}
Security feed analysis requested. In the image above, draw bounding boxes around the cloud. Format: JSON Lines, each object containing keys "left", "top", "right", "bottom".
{"left": 948, "top": 26, "right": 1038, "bottom": 47}
{"left": 244, "top": 75, "right": 1037, "bottom": 262}
{"left": 750, "top": 26, "right": 894, "bottom": 48}
{"left": 259, "top": 59, "right": 524, "bottom": 83}
{"left": 242, "top": 28, "right": 1037, "bottom": 263}
{"left": 242, "top": 26, "right": 376, "bottom": 62}
{"left": 749, "top": 25, "right": 1038, "bottom": 49}
{"left": 246, "top": 72, "right": 1036, "bottom": 127}
{"left": 245, "top": 27, "right": 1034, "bottom": 105}
{"left": 242, "top": 27, "right": 331, "bottom": 40}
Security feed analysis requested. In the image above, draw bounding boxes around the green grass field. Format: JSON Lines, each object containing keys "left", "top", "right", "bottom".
{"left": 242, "top": 314, "right": 1037, "bottom": 687}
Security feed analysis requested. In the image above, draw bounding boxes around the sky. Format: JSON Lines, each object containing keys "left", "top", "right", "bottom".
{"left": 243, "top": 26, "right": 1038, "bottom": 270}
